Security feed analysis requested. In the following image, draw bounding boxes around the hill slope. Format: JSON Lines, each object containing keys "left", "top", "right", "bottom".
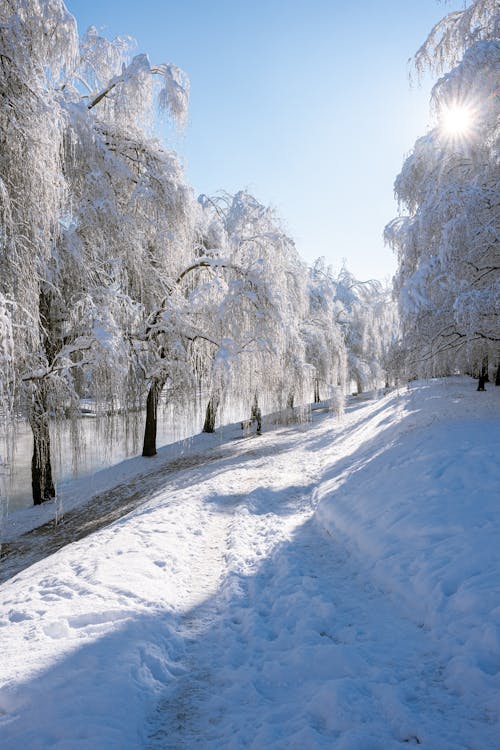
{"left": 0, "top": 377, "right": 498, "bottom": 749}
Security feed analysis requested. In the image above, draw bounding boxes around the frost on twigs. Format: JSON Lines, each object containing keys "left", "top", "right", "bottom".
{"left": 155, "top": 63, "right": 190, "bottom": 129}
{"left": 0, "top": 0, "right": 79, "bottom": 85}
{"left": 81, "top": 26, "right": 189, "bottom": 132}
{"left": 412, "top": 0, "right": 499, "bottom": 77}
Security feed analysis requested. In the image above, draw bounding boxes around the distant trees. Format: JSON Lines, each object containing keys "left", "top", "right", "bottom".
{"left": 303, "top": 261, "right": 398, "bottom": 400}
{"left": 302, "top": 259, "right": 346, "bottom": 403}
{"left": 386, "top": 0, "right": 499, "bottom": 383}
{"left": 195, "top": 191, "right": 307, "bottom": 435}
{"left": 335, "top": 268, "right": 397, "bottom": 394}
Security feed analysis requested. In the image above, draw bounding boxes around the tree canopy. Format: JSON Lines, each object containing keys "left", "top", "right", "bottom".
{"left": 386, "top": 0, "right": 499, "bottom": 380}
{"left": 0, "top": 0, "right": 400, "bottom": 508}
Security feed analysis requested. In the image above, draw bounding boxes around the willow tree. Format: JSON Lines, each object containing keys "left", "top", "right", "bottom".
{"left": 335, "top": 268, "right": 398, "bottom": 394}
{"left": 66, "top": 25, "right": 195, "bottom": 460}
{"left": 192, "top": 191, "right": 309, "bottom": 434}
{"left": 302, "top": 259, "right": 347, "bottom": 404}
{"left": 0, "top": 3, "right": 194, "bottom": 503}
{"left": 135, "top": 232, "right": 293, "bottom": 453}
{"left": 0, "top": 0, "right": 81, "bottom": 503}
{"left": 385, "top": 0, "right": 499, "bottom": 382}
{"left": 201, "top": 191, "right": 312, "bottom": 430}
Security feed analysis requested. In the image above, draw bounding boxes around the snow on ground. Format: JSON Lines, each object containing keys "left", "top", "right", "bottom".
{"left": 0, "top": 377, "right": 498, "bottom": 749}
{"left": 316, "top": 378, "right": 500, "bottom": 719}
{"left": 0, "top": 422, "right": 244, "bottom": 543}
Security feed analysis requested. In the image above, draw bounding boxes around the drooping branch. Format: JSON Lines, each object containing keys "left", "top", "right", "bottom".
{"left": 86, "top": 54, "right": 189, "bottom": 127}
{"left": 87, "top": 81, "right": 118, "bottom": 109}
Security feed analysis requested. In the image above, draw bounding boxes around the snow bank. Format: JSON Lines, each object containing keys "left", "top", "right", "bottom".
{"left": 316, "top": 377, "right": 500, "bottom": 716}
{"left": 0, "top": 423, "right": 240, "bottom": 543}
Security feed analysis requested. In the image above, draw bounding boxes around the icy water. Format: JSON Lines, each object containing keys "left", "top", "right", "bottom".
{"left": 1, "top": 402, "right": 206, "bottom": 511}
{"left": 1, "top": 389, "right": 368, "bottom": 511}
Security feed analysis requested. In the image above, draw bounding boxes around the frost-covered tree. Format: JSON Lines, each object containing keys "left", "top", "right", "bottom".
{"left": 0, "top": 2, "right": 193, "bottom": 502}
{"left": 194, "top": 191, "right": 308, "bottom": 435}
{"left": 125, "top": 188, "right": 308, "bottom": 454}
{"left": 66, "top": 25, "right": 194, "bottom": 459}
{"left": 412, "top": 0, "right": 498, "bottom": 76}
{"left": 302, "top": 261, "right": 397, "bottom": 404}
{"left": 0, "top": 0, "right": 80, "bottom": 503}
{"left": 336, "top": 268, "right": 399, "bottom": 394}
{"left": 386, "top": 0, "right": 499, "bottom": 383}
{"left": 222, "top": 192, "right": 309, "bottom": 422}
{"left": 302, "top": 259, "right": 346, "bottom": 404}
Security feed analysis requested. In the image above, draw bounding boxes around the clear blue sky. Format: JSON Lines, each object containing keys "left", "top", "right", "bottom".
{"left": 65, "top": 0, "right": 451, "bottom": 281}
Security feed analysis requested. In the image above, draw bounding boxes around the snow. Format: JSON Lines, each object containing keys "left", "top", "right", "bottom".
{"left": 0, "top": 422, "right": 238, "bottom": 542}
{"left": 0, "top": 377, "right": 499, "bottom": 748}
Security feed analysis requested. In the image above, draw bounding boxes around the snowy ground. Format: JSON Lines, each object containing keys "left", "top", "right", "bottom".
{"left": 0, "top": 377, "right": 498, "bottom": 749}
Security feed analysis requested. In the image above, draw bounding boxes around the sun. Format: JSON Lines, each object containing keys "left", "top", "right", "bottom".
{"left": 440, "top": 103, "right": 474, "bottom": 138}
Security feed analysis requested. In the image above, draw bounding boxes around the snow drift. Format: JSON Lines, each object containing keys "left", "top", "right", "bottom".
{"left": 316, "top": 377, "right": 500, "bottom": 721}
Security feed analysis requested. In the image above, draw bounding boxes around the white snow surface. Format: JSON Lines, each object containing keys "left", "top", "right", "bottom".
{"left": 0, "top": 377, "right": 499, "bottom": 749}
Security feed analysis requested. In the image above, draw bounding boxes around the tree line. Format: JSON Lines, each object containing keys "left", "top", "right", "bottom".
{"left": 0, "top": 1, "right": 396, "bottom": 506}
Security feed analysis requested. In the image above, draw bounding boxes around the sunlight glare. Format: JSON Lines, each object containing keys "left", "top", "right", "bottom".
{"left": 440, "top": 104, "right": 474, "bottom": 138}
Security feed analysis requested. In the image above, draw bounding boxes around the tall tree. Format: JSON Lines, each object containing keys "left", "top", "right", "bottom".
{"left": 385, "top": 0, "right": 499, "bottom": 382}
{"left": 302, "top": 259, "right": 346, "bottom": 404}
{"left": 0, "top": 3, "right": 193, "bottom": 502}
{"left": 0, "top": 0, "right": 80, "bottom": 503}
{"left": 197, "top": 191, "right": 308, "bottom": 433}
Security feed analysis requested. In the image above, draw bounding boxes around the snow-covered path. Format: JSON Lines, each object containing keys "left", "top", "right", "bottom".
{"left": 148, "top": 515, "right": 488, "bottom": 750}
{"left": 145, "top": 404, "right": 495, "bottom": 750}
{"left": 1, "top": 378, "right": 499, "bottom": 749}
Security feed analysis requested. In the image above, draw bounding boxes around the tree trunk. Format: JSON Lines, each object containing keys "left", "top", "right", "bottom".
{"left": 286, "top": 392, "right": 294, "bottom": 409}
{"left": 251, "top": 394, "right": 262, "bottom": 435}
{"left": 202, "top": 393, "right": 220, "bottom": 433}
{"left": 28, "top": 289, "right": 57, "bottom": 504}
{"left": 482, "top": 357, "right": 489, "bottom": 383}
{"left": 495, "top": 361, "right": 500, "bottom": 386}
{"left": 477, "top": 360, "right": 488, "bottom": 391}
{"left": 29, "top": 388, "right": 55, "bottom": 505}
{"left": 142, "top": 377, "right": 166, "bottom": 456}
{"left": 313, "top": 379, "right": 320, "bottom": 403}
